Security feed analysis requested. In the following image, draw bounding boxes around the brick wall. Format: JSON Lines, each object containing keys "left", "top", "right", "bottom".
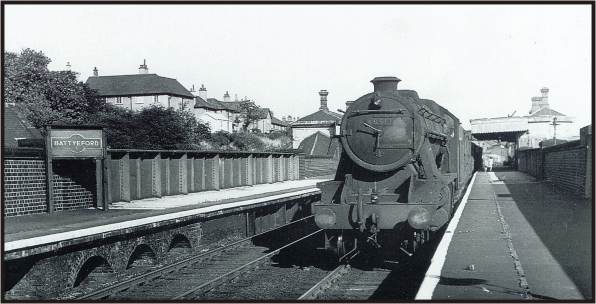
{"left": 544, "top": 147, "right": 586, "bottom": 195}
{"left": 3, "top": 159, "right": 95, "bottom": 217}
{"left": 517, "top": 148, "right": 543, "bottom": 179}
{"left": 3, "top": 159, "right": 48, "bottom": 216}
{"left": 53, "top": 174, "right": 94, "bottom": 211}
{"left": 517, "top": 126, "right": 591, "bottom": 198}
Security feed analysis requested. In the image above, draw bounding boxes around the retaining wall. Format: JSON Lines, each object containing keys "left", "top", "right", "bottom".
{"left": 517, "top": 125, "right": 592, "bottom": 198}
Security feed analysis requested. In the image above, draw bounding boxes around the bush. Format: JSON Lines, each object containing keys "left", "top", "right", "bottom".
{"left": 230, "top": 132, "right": 265, "bottom": 151}
{"left": 210, "top": 131, "right": 233, "bottom": 149}
{"left": 90, "top": 105, "right": 211, "bottom": 149}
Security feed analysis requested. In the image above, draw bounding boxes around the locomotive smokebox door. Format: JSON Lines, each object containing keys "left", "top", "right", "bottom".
{"left": 340, "top": 77, "right": 425, "bottom": 172}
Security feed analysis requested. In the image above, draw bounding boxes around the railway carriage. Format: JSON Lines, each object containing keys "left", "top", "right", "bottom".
{"left": 312, "top": 76, "right": 480, "bottom": 259}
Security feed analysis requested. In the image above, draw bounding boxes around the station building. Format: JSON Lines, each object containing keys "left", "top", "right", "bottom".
{"left": 470, "top": 87, "right": 576, "bottom": 150}
{"left": 290, "top": 90, "right": 342, "bottom": 153}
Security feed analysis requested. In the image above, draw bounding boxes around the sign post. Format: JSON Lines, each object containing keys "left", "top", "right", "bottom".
{"left": 45, "top": 126, "right": 54, "bottom": 213}
{"left": 46, "top": 126, "right": 106, "bottom": 211}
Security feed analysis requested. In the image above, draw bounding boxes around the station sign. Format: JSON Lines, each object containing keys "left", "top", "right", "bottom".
{"left": 49, "top": 128, "right": 105, "bottom": 158}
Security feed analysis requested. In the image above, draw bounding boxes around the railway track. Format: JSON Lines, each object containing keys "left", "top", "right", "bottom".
{"left": 72, "top": 217, "right": 442, "bottom": 301}
{"left": 299, "top": 233, "right": 444, "bottom": 300}
{"left": 73, "top": 216, "right": 319, "bottom": 300}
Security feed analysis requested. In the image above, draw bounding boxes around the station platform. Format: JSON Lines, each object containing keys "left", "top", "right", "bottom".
{"left": 417, "top": 171, "right": 592, "bottom": 301}
{"left": 4, "top": 178, "right": 327, "bottom": 257}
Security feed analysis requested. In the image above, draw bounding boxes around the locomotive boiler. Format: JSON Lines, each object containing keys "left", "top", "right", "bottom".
{"left": 312, "top": 76, "right": 479, "bottom": 259}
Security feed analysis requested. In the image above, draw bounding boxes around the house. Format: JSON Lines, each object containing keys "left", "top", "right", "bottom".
{"left": 193, "top": 85, "right": 244, "bottom": 132}
{"left": 86, "top": 60, "right": 194, "bottom": 112}
{"left": 193, "top": 85, "right": 286, "bottom": 134}
{"left": 291, "top": 90, "right": 342, "bottom": 149}
{"left": 247, "top": 108, "right": 272, "bottom": 133}
{"left": 271, "top": 116, "right": 290, "bottom": 132}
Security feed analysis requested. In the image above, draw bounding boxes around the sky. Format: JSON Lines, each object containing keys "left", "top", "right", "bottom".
{"left": 4, "top": 4, "right": 592, "bottom": 129}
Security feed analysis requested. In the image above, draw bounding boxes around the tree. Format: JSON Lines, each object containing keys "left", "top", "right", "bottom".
{"left": 238, "top": 100, "right": 261, "bottom": 132}
{"left": 3, "top": 49, "right": 104, "bottom": 129}
{"left": 90, "top": 105, "right": 211, "bottom": 149}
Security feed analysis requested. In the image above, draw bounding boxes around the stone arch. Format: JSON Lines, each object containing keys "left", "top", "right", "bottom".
{"left": 167, "top": 234, "right": 192, "bottom": 260}
{"left": 73, "top": 255, "right": 115, "bottom": 288}
{"left": 126, "top": 244, "right": 157, "bottom": 269}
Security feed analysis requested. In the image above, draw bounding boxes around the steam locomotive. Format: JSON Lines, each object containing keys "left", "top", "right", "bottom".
{"left": 312, "top": 76, "right": 481, "bottom": 259}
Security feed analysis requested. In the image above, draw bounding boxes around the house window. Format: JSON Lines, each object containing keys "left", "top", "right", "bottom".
{"left": 115, "top": 97, "right": 122, "bottom": 104}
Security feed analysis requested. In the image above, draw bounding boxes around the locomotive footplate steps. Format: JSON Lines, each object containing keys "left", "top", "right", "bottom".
{"left": 416, "top": 171, "right": 591, "bottom": 300}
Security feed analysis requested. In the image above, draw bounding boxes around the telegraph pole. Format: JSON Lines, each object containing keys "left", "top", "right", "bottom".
{"left": 551, "top": 116, "right": 559, "bottom": 145}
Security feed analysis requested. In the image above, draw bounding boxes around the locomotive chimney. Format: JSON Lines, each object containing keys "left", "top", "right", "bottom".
{"left": 371, "top": 76, "right": 401, "bottom": 94}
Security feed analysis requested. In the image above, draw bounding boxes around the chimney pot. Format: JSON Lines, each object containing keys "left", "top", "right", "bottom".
{"left": 198, "top": 84, "right": 207, "bottom": 100}
{"left": 93, "top": 67, "right": 98, "bottom": 77}
{"left": 139, "top": 59, "right": 148, "bottom": 74}
{"left": 371, "top": 76, "right": 401, "bottom": 94}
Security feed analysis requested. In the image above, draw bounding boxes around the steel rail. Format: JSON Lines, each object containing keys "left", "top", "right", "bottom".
{"left": 172, "top": 229, "right": 323, "bottom": 300}
{"left": 76, "top": 215, "right": 315, "bottom": 300}
{"left": 298, "top": 250, "right": 359, "bottom": 300}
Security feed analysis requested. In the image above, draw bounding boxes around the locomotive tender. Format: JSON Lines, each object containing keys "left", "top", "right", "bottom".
{"left": 312, "top": 76, "right": 481, "bottom": 258}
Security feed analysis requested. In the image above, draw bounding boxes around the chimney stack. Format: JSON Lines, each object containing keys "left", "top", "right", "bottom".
{"left": 138, "top": 59, "right": 148, "bottom": 74}
{"left": 190, "top": 84, "right": 196, "bottom": 94}
{"left": 540, "top": 87, "right": 549, "bottom": 106}
{"left": 529, "top": 87, "right": 550, "bottom": 114}
{"left": 198, "top": 84, "right": 208, "bottom": 100}
{"left": 319, "top": 90, "right": 329, "bottom": 111}
{"left": 235, "top": 94, "right": 238, "bottom": 102}
{"left": 345, "top": 100, "right": 354, "bottom": 109}
{"left": 93, "top": 67, "right": 98, "bottom": 77}
{"left": 66, "top": 62, "right": 72, "bottom": 71}
{"left": 371, "top": 76, "right": 400, "bottom": 94}
{"left": 223, "top": 91, "right": 231, "bottom": 102}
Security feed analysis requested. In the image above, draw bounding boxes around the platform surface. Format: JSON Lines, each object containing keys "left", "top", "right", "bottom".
{"left": 426, "top": 171, "right": 592, "bottom": 300}
{"left": 3, "top": 179, "right": 326, "bottom": 246}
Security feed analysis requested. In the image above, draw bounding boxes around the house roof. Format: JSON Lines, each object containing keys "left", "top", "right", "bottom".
{"left": 86, "top": 74, "right": 194, "bottom": 99}
{"left": 531, "top": 108, "right": 566, "bottom": 117}
{"left": 293, "top": 109, "right": 342, "bottom": 126}
{"left": 271, "top": 116, "right": 289, "bottom": 127}
{"left": 3, "top": 104, "right": 42, "bottom": 147}
{"left": 195, "top": 97, "right": 243, "bottom": 112}
{"left": 256, "top": 108, "right": 272, "bottom": 119}
{"left": 298, "top": 131, "right": 340, "bottom": 156}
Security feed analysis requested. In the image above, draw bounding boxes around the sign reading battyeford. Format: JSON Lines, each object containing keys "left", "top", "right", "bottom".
{"left": 49, "top": 129, "right": 104, "bottom": 158}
